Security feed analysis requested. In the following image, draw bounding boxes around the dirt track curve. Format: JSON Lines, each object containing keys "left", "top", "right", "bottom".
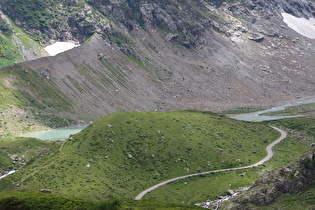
{"left": 135, "top": 126, "right": 287, "bottom": 200}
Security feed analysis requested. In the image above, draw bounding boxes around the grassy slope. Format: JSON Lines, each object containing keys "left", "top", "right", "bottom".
{"left": 0, "top": 137, "right": 59, "bottom": 175}
{"left": 267, "top": 117, "right": 315, "bottom": 144}
{"left": 265, "top": 103, "right": 315, "bottom": 117}
{"left": 0, "top": 66, "right": 75, "bottom": 137}
{"left": 146, "top": 125, "right": 310, "bottom": 204}
{"left": 216, "top": 116, "right": 315, "bottom": 209}
{"left": 0, "top": 110, "right": 278, "bottom": 201}
{"left": 0, "top": 192, "right": 202, "bottom": 210}
{"left": 145, "top": 104, "right": 315, "bottom": 204}
{"left": 260, "top": 185, "right": 315, "bottom": 210}
{"left": 143, "top": 117, "right": 312, "bottom": 204}
{"left": 264, "top": 116, "right": 315, "bottom": 207}
{"left": 0, "top": 18, "right": 22, "bottom": 67}
{"left": 0, "top": 32, "right": 19, "bottom": 67}
{"left": 219, "top": 106, "right": 266, "bottom": 114}
{"left": 0, "top": 15, "right": 47, "bottom": 67}
{"left": 0, "top": 192, "right": 94, "bottom": 210}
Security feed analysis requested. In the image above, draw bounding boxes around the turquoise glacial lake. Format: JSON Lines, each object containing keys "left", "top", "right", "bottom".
{"left": 21, "top": 125, "right": 88, "bottom": 141}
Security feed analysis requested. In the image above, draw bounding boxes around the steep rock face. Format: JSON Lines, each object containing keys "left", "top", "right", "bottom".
{"left": 278, "top": 0, "right": 315, "bottom": 17}
{"left": 0, "top": 0, "right": 110, "bottom": 45}
{"left": 1, "top": 0, "right": 313, "bottom": 46}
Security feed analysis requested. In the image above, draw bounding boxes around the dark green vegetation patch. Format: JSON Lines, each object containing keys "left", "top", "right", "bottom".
{"left": 0, "top": 192, "right": 202, "bottom": 210}
{"left": 0, "top": 111, "right": 278, "bottom": 201}
{"left": 0, "top": 192, "right": 94, "bottom": 210}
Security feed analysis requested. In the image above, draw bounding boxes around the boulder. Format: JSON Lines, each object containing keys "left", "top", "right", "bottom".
{"left": 166, "top": 33, "right": 179, "bottom": 42}
{"left": 10, "top": 155, "right": 18, "bottom": 161}
{"left": 40, "top": 189, "right": 51, "bottom": 193}
{"left": 227, "top": 189, "right": 235, "bottom": 195}
{"left": 248, "top": 34, "right": 264, "bottom": 42}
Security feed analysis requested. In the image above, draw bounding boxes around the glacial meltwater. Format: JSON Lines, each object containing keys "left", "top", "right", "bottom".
{"left": 21, "top": 125, "right": 88, "bottom": 141}
{"left": 230, "top": 96, "right": 315, "bottom": 121}
{"left": 230, "top": 105, "right": 303, "bottom": 121}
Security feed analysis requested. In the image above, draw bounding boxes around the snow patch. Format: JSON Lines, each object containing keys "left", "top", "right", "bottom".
{"left": 282, "top": 12, "right": 315, "bottom": 39}
{"left": 45, "top": 42, "right": 80, "bottom": 56}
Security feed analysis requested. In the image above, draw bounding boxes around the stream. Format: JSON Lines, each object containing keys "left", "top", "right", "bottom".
{"left": 230, "top": 96, "right": 315, "bottom": 121}
{"left": 0, "top": 170, "right": 17, "bottom": 180}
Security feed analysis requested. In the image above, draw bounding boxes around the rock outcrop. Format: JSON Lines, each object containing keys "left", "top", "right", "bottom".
{"left": 229, "top": 148, "right": 315, "bottom": 206}
{"left": 0, "top": 0, "right": 109, "bottom": 45}
{"left": 1, "top": 0, "right": 314, "bottom": 46}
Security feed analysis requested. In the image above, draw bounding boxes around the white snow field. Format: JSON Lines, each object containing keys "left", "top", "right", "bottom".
{"left": 282, "top": 12, "right": 315, "bottom": 39}
{"left": 44, "top": 42, "right": 79, "bottom": 56}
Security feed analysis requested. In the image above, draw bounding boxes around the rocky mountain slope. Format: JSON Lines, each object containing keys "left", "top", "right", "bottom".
{"left": 0, "top": 10, "right": 47, "bottom": 66}
{"left": 0, "top": 0, "right": 314, "bottom": 133}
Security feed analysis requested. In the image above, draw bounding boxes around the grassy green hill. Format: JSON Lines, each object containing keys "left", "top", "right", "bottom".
{"left": 0, "top": 110, "right": 278, "bottom": 201}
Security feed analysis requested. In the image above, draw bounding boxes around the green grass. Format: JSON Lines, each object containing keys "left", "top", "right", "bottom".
{"left": 265, "top": 103, "right": 315, "bottom": 117}
{"left": 115, "top": 199, "right": 203, "bottom": 209}
{"left": 0, "top": 15, "right": 46, "bottom": 67}
{"left": 0, "top": 137, "right": 59, "bottom": 174}
{"left": 0, "top": 192, "right": 94, "bottom": 210}
{"left": 143, "top": 129, "right": 310, "bottom": 204}
{"left": 220, "top": 106, "right": 265, "bottom": 114}
{"left": 0, "top": 33, "right": 20, "bottom": 67}
{"left": 214, "top": 116, "right": 315, "bottom": 209}
{"left": 265, "top": 117, "right": 315, "bottom": 142}
{"left": 10, "top": 67, "right": 73, "bottom": 112}
{"left": 145, "top": 169, "right": 261, "bottom": 204}
{"left": 143, "top": 117, "right": 314, "bottom": 205}
{"left": 0, "top": 192, "right": 202, "bottom": 209}
{"left": 1, "top": 115, "right": 314, "bottom": 208}
{"left": 259, "top": 185, "right": 315, "bottom": 209}
{"left": 0, "top": 110, "right": 278, "bottom": 201}
{"left": 0, "top": 66, "right": 75, "bottom": 137}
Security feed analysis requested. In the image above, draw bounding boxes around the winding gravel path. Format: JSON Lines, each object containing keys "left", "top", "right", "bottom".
{"left": 135, "top": 126, "right": 287, "bottom": 200}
